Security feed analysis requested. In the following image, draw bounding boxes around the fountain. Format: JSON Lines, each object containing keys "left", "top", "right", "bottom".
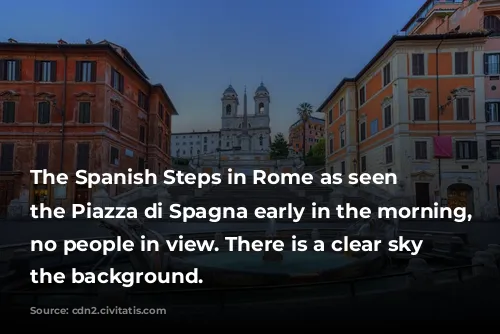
{"left": 170, "top": 218, "right": 385, "bottom": 286}
{"left": 262, "top": 218, "right": 284, "bottom": 262}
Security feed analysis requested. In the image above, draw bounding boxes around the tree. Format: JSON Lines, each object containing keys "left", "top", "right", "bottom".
{"left": 296, "top": 102, "right": 313, "bottom": 163}
{"left": 306, "top": 138, "right": 325, "bottom": 166}
{"left": 270, "top": 132, "right": 289, "bottom": 159}
{"left": 311, "top": 138, "right": 325, "bottom": 159}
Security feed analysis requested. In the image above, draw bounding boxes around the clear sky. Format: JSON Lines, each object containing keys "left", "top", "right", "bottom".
{"left": 2, "top": 0, "right": 423, "bottom": 138}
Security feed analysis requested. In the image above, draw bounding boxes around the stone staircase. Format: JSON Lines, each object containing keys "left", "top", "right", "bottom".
{"left": 127, "top": 176, "right": 357, "bottom": 223}
{"left": 167, "top": 178, "right": 349, "bottom": 223}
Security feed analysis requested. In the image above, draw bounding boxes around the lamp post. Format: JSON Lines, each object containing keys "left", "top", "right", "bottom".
{"left": 47, "top": 98, "right": 65, "bottom": 206}
{"left": 352, "top": 158, "right": 358, "bottom": 187}
{"left": 47, "top": 99, "right": 65, "bottom": 173}
{"left": 437, "top": 91, "right": 459, "bottom": 205}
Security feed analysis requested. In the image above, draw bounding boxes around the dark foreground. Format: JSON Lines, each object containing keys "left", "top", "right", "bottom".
{"left": 2, "top": 278, "right": 499, "bottom": 325}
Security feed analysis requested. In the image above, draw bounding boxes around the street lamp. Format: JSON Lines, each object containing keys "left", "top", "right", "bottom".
{"left": 436, "top": 90, "right": 459, "bottom": 204}
{"left": 47, "top": 98, "right": 65, "bottom": 174}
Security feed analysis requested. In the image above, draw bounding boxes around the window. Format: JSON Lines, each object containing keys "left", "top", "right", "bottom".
{"left": 359, "top": 122, "right": 366, "bottom": 141}
{"left": 35, "top": 143, "right": 49, "bottom": 170}
{"left": 138, "top": 157, "right": 145, "bottom": 173}
{"left": 456, "top": 141, "right": 478, "bottom": 160}
{"left": 75, "top": 61, "right": 96, "bottom": 82}
{"left": 0, "top": 60, "right": 21, "bottom": 81}
{"left": 258, "top": 102, "right": 265, "bottom": 114}
{"left": 330, "top": 166, "right": 334, "bottom": 174}
{"left": 158, "top": 103, "right": 164, "bottom": 120}
{"left": 76, "top": 143, "right": 90, "bottom": 170}
{"left": 259, "top": 134, "right": 263, "bottom": 146}
{"left": 139, "top": 125, "right": 145, "bottom": 143}
{"left": 455, "top": 52, "right": 468, "bottom": 75}
{"left": 340, "top": 161, "right": 346, "bottom": 175}
{"left": 203, "top": 137, "right": 207, "bottom": 143}
{"left": 339, "top": 98, "right": 345, "bottom": 115}
{"left": 484, "top": 53, "right": 500, "bottom": 75}
{"left": 385, "top": 145, "right": 393, "bottom": 164}
{"left": 340, "top": 130, "right": 345, "bottom": 147}
{"left": 203, "top": 145, "right": 207, "bottom": 152}
{"left": 370, "top": 119, "right": 378, "bottom": 136}
{"left": 412, "top": 54, "right": 425, "bottom": 76}
{"left": 456, "top": 97, "right": 470, "bottom": 120}
{"left": 2, "top": 101, "right": 15, "bottom": 123}
{"left": 484, "top": 15, "right": 500, "bottom": 33}
{"left": 111, "top": 108, "right": 120, "bottom": 130}
{"left": 78, "top": 102, "right": 91, "bottom": 123}
{"left": 487, "top": 140, "right": 500, "bottom": 160}
{"left": 328, "top": 109, "right": 332, "bottom": 124}
{"left": 359, "top": 86, "right": 366, "bottom": 105}
{"left": 328, "top": 136, "right": 333, "bottom": 154}
{"left": 37, "top": 101, "right": 51, "bottom": 124}
{"left": 158, "top": 127, "right": 162, "bottom": 147}
{"left": 138, "top": 91, "right": 147, "bottom": 110}
{"left": 383, "top": 63, "right": 391, "bottom": 86}
{"left": 415, "top": 141, "right": 427, "bottom": 160}
{"left": 383, "top": 105, "right": 392, "bottom": 128}
{"left": 110, "top": 68, "right": 124, "bottom": 93}
{"left": 486, "top": 102, "right": 500, "bottom": 122}
{"left": 413, "top": 98, "right": 426, "bottom": 121}
{"left": 34, "top": 60, "right": 56, "bottom": 82}
{"left": 0, "top": 143, "right": 14, "bottom": 171}
{"left": 110, "top": 146, "right": 119, "bottom": 165}
{"left": 361, "top": 156, "right": 367, "bottom": 172}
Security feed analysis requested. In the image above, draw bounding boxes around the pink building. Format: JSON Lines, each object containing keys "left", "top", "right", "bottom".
{"left": 288, "top": 116, "right": 324, "bottom": 155}
{"left": 402, "top": 0, "right": 500, "bottom": 216}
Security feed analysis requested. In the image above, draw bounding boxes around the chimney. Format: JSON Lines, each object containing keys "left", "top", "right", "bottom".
{"left": 85, "top": 39, "right": 93, "bottom": 45}
{"left": 8, "top": 38, "right": 17, "bottom": 43}
{"left": 58, "top": 39, "right": 67, "bottom": 45}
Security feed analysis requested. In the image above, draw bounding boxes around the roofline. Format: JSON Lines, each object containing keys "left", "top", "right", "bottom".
{"left": 401, "top": 0, "right": 434, "bottom": 31}
{"left": 289, "top": 116, "right": 325, "bottom": 129}
{"left": 172, "top": 131, "right": 221, "bottom": 136}
{"left": 316, "top": 32, "right": 490, "bottom": 113}
{"left": 153, "top": 84, "right": 179, "bottom": 115}
{"left": 0, "top": 42, "right": 150, "bottom": 81}
{"left": 0, "top": 42, "right": 178, "bottom": 115}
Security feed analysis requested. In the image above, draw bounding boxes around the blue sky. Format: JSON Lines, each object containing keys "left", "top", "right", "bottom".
{"left": 2, "top": 0, "right": 423, "bottom": 137}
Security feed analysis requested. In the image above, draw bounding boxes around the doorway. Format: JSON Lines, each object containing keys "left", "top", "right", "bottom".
{"left": 447, "top": 183, "right": 474, "bottom": 214}
{"left": 415, "top": 182, "right": 430, "bottom": 207}
{"left": 33, "top": 184, "right": 49, "bottom": 206}
{"left": 0, "top": 180, "right": 15, "bottom": 216}
{"left": 74, "top": 184, "right": 90, "bottom": 205}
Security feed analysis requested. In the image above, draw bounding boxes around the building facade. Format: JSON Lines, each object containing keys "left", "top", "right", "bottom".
{"left": 0, "top": 39, "right": 177, "bottom": 212}
{"left": 171, "top": 130, "right": 221, "bottom": 158}
{"left": 288, "top": 116, "right": 324, "bottom": 155}
{"left": 318, "top": 31, "right": 491, "bottom": 218}
{"left": 401, "top": 0, "right": 500, "bottom": 215}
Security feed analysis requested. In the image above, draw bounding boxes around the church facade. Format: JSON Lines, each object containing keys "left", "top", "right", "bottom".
{"left": 220, "top": 82, "right": 271, "bottom": 156}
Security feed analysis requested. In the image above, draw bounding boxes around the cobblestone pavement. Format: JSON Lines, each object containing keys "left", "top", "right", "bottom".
{"left": 0, "top": 219, "right": 499, "bottom": 246}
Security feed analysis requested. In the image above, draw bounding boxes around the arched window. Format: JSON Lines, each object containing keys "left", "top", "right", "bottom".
{"left": 259, "top": 134, "right": 263, "bottom": 146}
{"left": 226, "top": 104, "right": 231, "bottom": 115}
{"left": 484, "top": 15, "right": 500, "bottom": 32}
{"left": 238, "top": 123, "right": 242, "bottom": 128}
{"left": 258, "top": 102, "right": 265, "bottom": 114}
